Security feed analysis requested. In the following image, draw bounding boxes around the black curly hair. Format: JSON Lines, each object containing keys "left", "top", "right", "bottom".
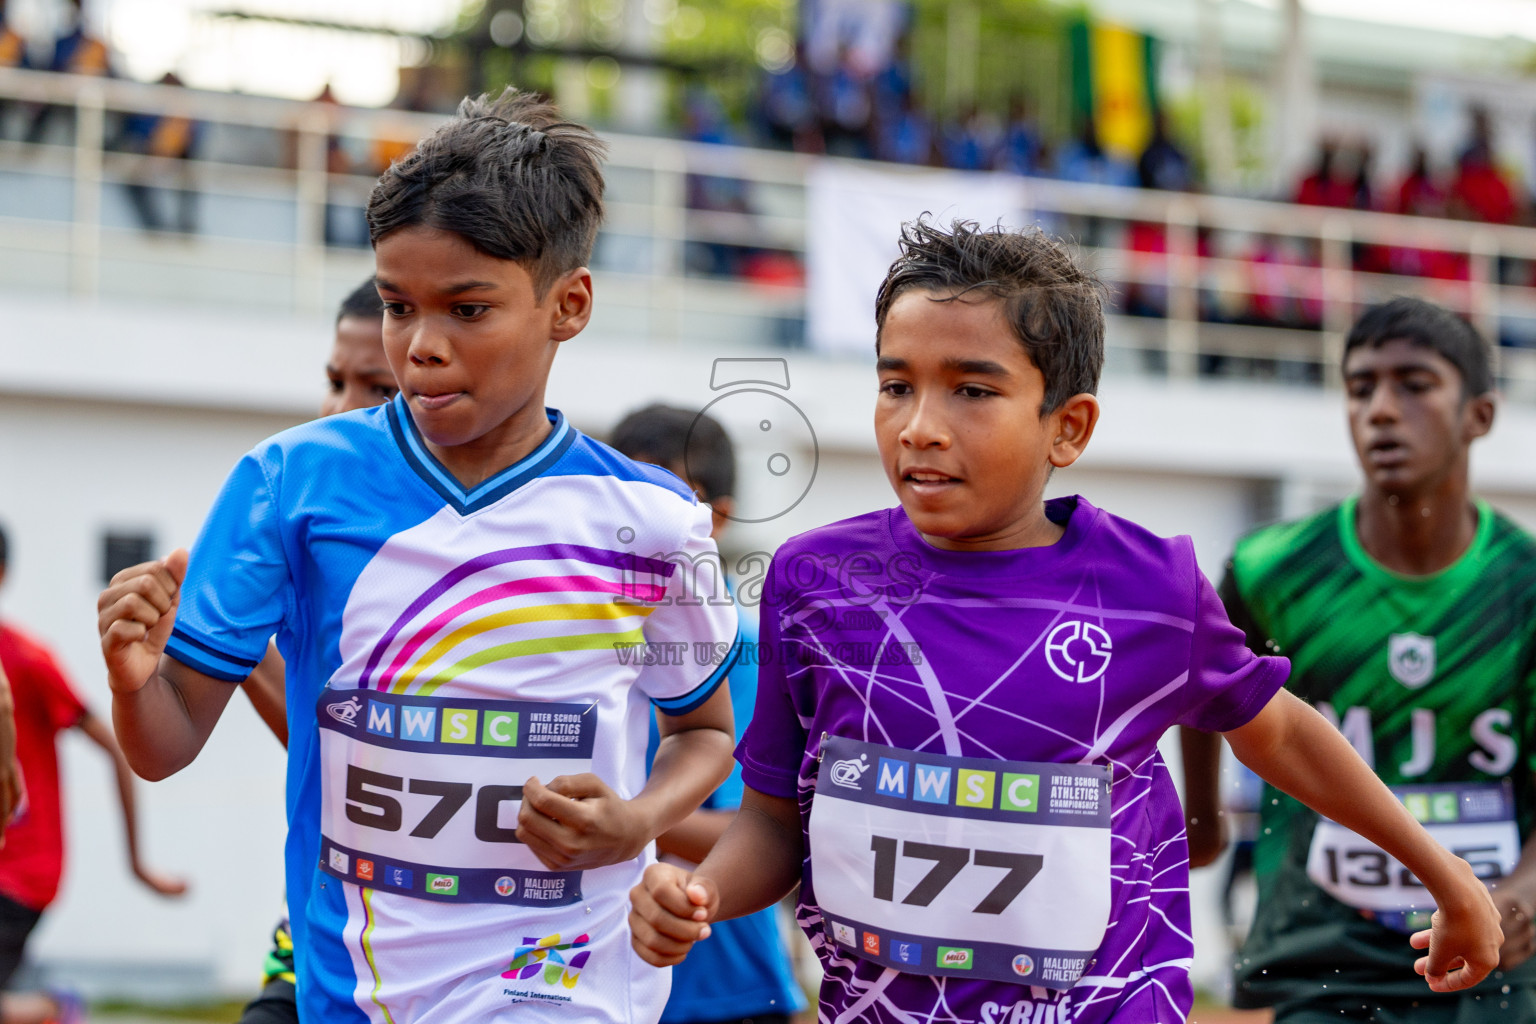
{"left": 335, "top": 276, "right": 384, "bottom": 324}
{"left": 366, "top": 89, "right": 606, "bottom": 297}
{"left": 874, "top": 217, "right": 1105, "bottom": 414}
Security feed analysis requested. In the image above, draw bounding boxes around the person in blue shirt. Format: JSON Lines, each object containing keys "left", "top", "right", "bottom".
{"left": 612, "top": 405, "right": 806, "bottom": 1024}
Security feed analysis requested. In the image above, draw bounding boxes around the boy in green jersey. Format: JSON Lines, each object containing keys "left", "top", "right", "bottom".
{"left": 1184, "top": 297, "right": 1536, "bottom": 1022}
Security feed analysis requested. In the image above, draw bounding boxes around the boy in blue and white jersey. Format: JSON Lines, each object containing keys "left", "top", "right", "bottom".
{"left": 96, "top": 92, "right": 740, "bottom": 1024}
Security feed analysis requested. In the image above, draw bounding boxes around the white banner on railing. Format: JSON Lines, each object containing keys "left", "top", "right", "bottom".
{"left": 805, "top": 162, "right": 1028, "bottom": 356}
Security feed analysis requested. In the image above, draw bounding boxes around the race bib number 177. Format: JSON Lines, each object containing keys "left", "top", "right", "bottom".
{"left": 809, "top": 735, "right": 1112, "bottom": 989}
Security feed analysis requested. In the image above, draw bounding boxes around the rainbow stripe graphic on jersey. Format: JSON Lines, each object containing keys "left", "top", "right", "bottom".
{"left": 358, "top": 544, "right": 678, "bottom": 694}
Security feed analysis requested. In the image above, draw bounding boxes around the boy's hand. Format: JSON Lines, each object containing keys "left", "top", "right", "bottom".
{"left": 98, "top": 550, "right": 189, "bottom": 694}
{"left": 1409, "top": 863, "right": 1503, "bottom": 992}
{"left": 517, "top": 774, "right": 650, "bottom": 871}
{"left": 133, "top": 862, "right": 190, "bottom": 898}
{"left": 1492, "top": 887, "right": 1536, "bottom": 970}
{"left": 628, "top": 862, "right": 717, "bottom": 967}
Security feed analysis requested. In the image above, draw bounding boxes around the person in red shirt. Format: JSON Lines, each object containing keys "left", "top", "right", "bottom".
{"left": 0, "top": 661, "right": 19, "bottom": 845}
{"left": 0, "top": 525, "right": 186, "bottom": 1024}
{"left": 1451, "top": 107, "right": 1518, "bottom": 225}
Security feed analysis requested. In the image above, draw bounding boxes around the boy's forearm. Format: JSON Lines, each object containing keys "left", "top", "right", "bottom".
{"left": 656, "top": 807, "right": 733, "bottom": 864}
{"left": 1179, "top": 725, "right": 1225, "bottom": 867}
{"left": 694, "top": 787, "right": 803, "bottom": 922}
{"left": 112, "top": 658, "right": 234, "bottom": 781}
{"left": 633, "top": 724, "right": 735, "bottom": 842}
{"left": 241, "top": 644, "right": 288, "bottom": 747}
{"left": 101, "top": 726, "right": 144, "bottom": 867}
{"left": 1227, "top": 691, "right": 1470, "bottom": 901}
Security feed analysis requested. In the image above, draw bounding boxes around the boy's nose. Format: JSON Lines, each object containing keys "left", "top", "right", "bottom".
{"left": 899, "top": 398, "right": 951, "bottom": 449}
{"left": 1366, "top": 386, "right": 1400, "bottom": 424}
{"left": 406, "top": 324, "right": 451, "bottom": 365}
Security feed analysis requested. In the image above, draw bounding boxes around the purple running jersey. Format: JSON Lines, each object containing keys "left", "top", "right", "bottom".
{"left": 737, "top": 496, "right": 1288, "bottom": 1024}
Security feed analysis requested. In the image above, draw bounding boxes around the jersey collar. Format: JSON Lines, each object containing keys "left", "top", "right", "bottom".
{"left": 386, "top": 396, "right": 576, "bottom": 516}
{"left": 1338, "top": 493, "right": 1495, "bottom": 590}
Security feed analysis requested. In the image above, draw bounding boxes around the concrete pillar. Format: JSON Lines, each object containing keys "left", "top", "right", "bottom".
{"left": 1197, "top": 0, "right": 1238, "bottom": 191}
{"left": 614, "top": 0, "right": 665, "bottom": 133}
{"left": 1271, "top": 0, "right": 1317, "bottom": 195}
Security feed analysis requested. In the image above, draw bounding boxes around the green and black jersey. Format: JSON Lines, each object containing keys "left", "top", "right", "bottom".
{"left": 1229, "top": 496, "right": 1536, "bottom": 1008}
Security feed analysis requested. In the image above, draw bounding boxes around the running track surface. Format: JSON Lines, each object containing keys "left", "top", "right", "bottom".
{"left": 1189, "top": 1007, "right": 1272, "bottom": 1024}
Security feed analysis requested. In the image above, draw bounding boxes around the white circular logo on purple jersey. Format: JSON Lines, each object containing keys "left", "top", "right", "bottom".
{"left": 1045, "top": 621, "right": 1113, "bottom": 684}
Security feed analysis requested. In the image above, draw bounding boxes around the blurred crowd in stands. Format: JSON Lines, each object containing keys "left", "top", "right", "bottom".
{"left": 6, "top": 0, "right": 1536, "bottom": 347}
{"left": 0, "top": 0, "right": 438, "bottom": 241}
{"left": 748, "top": 37, "right": 1192, "bottom": 191}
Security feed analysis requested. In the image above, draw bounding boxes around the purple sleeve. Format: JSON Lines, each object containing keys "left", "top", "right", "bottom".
{"left": 735, "top": 560, "right": 807, "bottom": 799}
{"left": 1178, "top": 568, "right": 1290, "bottom": 733}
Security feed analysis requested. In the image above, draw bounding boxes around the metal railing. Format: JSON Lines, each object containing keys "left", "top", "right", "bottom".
{"left": 5, "top": 65, "right": 1536, "bottom": 394}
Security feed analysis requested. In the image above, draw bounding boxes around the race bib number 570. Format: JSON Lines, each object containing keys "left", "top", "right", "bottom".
{"left": 808, "top": 735, "right": 1112, "bottom": 989}
{"left": 317, "top": 687, "right": 597, "bottom": 906}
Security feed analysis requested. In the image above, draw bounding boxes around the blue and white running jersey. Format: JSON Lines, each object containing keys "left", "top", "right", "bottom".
{"left": 167, "top": 397, "right": 741, "bottom": 1024}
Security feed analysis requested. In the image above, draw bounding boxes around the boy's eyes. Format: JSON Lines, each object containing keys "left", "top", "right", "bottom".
{"left": 879, "top": 380, "right": 997, "bottom": 399}
{"left": 380, "top": 302, "right": 488, "bottom": 319}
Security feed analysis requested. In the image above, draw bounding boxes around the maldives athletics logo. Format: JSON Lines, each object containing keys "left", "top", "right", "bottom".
{"left": 502, "top": 932, "right": 592, "bottom": 990}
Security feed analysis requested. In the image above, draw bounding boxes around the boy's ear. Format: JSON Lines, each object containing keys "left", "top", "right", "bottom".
{"left": 549, "top": 267, "right": 594, "bottom": 342}
{"left": 1046, "top": 393, "right": 1100, "bottom": 470}
{"left": 706, "top": 496, "right": 735, "bottom": 540}
{"left": 1463, "top": 391, "right": 1496, "bottom": 443}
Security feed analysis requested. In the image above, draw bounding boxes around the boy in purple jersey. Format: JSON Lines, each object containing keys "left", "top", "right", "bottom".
{"left": 630, "top": 219, "right": 1505, "bottom": 1024}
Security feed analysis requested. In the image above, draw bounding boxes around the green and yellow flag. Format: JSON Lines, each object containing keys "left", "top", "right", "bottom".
{"left": 1070, "top": 18, "right": 1159, "bottom": 160}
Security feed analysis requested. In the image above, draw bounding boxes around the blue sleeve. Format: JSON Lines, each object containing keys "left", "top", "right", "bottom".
{"left": 164, "top": 451, "right": 294, "bottom": 682}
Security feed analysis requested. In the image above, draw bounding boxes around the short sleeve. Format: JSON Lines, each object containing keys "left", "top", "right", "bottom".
{"left": 33, "top": 645, "right": 88, "bottom": 732}
{"left": 164, "top": 451, "right": 295, "bottom": 682}
{"left": 1520, "top": 630, "right": 1536, "bottom": 775}
{"left": 636, "top": 502, "right": 742, "bottom": 716}
{"left": 1178, "top": 569, "right": 1290, "bottom": 733}
{"left": 1217, "top": 561, "right": 1272, "bottom": 658}
{"left": 735, "top": 557, "right": 807, "bottom": 799}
